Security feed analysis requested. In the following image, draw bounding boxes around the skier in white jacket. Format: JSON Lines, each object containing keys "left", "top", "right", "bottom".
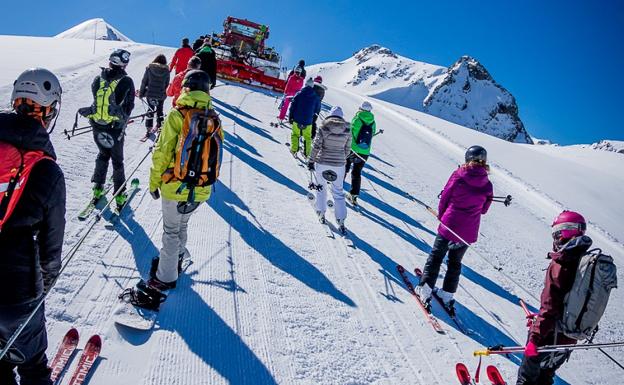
{"left": 307, "top": 106, "right": 352, "bottom": 233}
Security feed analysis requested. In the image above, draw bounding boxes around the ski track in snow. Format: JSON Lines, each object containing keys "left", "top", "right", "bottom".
{"left": 1, "top": 38, "right": 622, "bottom": 385}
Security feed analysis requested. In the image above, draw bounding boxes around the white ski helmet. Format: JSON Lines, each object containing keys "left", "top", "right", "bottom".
{"left": 11, "top": 68, "right": 62, "bottom": 107}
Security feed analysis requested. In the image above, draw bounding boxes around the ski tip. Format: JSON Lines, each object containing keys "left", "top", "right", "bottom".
{"left": 65, "top": 328, "right": 80, "bottom": 341}
{"left": 85, "top": 335, "right": 103, "bottom": 350}
{"left": 414, "top": 267, "right": 423, "bottom": 275}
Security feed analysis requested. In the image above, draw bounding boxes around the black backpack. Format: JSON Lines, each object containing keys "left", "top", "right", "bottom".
{"left": 355, "top": 119, "right": 374, "bottom": 150}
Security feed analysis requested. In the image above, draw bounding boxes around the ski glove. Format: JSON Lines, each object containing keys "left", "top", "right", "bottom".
{"left": 150, "top": 189, "right": 160, "bottom": 200}
{"left": 307, "top": 161, "right": 315, "bottom": 171}
{"left": 525, "top": 312, "right": 538, "bottom": 328}
{"left": 525, "top": 341, "right": 538, "bottom": 358}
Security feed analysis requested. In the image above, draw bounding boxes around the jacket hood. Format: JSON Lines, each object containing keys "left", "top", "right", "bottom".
{"left": 0, "top": 112, "right": 56, "bottom": 159}
{"left": 323, "top": 116, "right": 349, "bottom": 135}
{"left": 148, "top": 63, "right": 169, "bottom": 78}
{"left": 102, "top": 66, "right": 127, "bottom": 81}
{"left": 299, "top": 86, "right": 316, "bottom": 96}
{"left": 175, "top": 90, "right": 211, "bottom": 109}
{"left": 548, "top": 235, "right": 593, "bottom": 262}
{"left": 456, "top": 164, "right": 490, "bottom": 187}
{"left": 355, "top": 110, "right": 375, "bottom": 124}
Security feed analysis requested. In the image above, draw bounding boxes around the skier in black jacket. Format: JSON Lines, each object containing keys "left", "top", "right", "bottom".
{"left": 139, "top": 54, "right": 170, "bottom": 135}
{"left": 196, "top": 39, "right": 218, "bottom": 89}
{"left": 84, "top": 49, "right": 136, "bottom": 211}
{"left": 0, "top": 68, "right": 66, "bottom": 385}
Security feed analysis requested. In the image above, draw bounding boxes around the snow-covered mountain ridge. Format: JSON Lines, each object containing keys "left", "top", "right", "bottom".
{"left": 309, "top": 45, "right": 533, "bottom": 144}
{"left": 55, "top": 18, "right": 132, "bottom": 42}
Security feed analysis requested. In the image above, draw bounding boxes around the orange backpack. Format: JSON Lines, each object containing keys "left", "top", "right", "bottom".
{"left": 0, "top": 141, "right": 52, "bottom": 232}
{"left": 161, "top": 107, "right": 222, "bottom": 202}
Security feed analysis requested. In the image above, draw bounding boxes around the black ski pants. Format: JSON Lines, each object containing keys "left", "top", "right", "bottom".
{"left": 145, "top": 98, "right": 165, "bottom": 130}
{"left": 0, "top": 301, "right": 52, "bottom": 385}
{"left": 91, "top": 124, "right": 126, "bottom": 193}
{"left": 419, "top": 234, "right": 468, "bottom": 293}
{"left": 345, "top": 153, "right": 368, "bottom": 196}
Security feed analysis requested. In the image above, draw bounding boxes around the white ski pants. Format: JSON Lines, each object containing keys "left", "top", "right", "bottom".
{"left": 156, "top": 199, "right": 196, "bottom": 283}
{"left": 314, "top": 163, "right": 347, "bottom": 221}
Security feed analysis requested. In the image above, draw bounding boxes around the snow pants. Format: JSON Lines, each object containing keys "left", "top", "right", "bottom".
{"left": 145, "top": 98, "right": 165, "bottom": 131}
{"left": 314, "top": 163, "right": 347, "bottom": 221}
{"left": 156, "top": 199, "right": 199, "bottom": 283}
{"left": 516, "top": 334, "right": 570, "bottom": 385}
{"left": 291, "top": 122, "right": 312, "bottom": 157}
{"left": 278, "top": 94, "right": 294, "bottom": 121}
{"left": 419, "top": 234, "right": 468, "bottom": 293}
{"left": 345, "top": 152, "right": 369, "bottom": 197}
{"left": 91, "top": 124, "right": 126, "bottom": 193}
{"left": 0, "top": 301, "right": 52, "bottom": 385}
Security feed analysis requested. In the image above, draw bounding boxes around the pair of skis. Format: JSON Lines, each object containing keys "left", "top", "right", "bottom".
{"left": 48, "top": 328, "right": 101, "bottom": 385}
{"left": 78, "top": 178, "right": 140, "bottom": 223}
{"left": 456, "top": 362, "right": 506, "bottom": 385}
{"left": 396, "top": 265, "right": 468, "bottom": 334}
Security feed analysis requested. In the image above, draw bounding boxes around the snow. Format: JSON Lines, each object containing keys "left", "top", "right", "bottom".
{"left": 1, "top": 34, "right": 623, "bottom": 385}
{"left": 55, "top": 18, "right": 133, "bottom": 42}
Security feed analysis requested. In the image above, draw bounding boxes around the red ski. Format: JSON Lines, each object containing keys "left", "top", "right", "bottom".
{"left": 396, "top": 265, "right": 444, "bottom": 334}
{"left": 68, "top": 335, "right": 102, "bottom": 385}
{"left": 49, "top": 328, "right": 79, "bottom": 384}
{"left": 414, "top": 268, "right": 469, "bottom": 334}
{"left": 456, "top": 362, "right": 474, "bottom": 384}
{"left": 487, "top": 365, "right": 507, "bottom": 385}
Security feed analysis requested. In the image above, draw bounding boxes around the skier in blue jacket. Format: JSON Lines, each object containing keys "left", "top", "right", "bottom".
{"left": 289, "top": 77, "right": 321, "bottom": 158}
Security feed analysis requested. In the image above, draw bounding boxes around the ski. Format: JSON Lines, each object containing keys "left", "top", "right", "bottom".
{"left": 68, "top": 335, "right": 101, "bottom": 385}
{"left": 396, "top": 265, "right": 445, "bottom": 334}
{"left": 456, "top": 362, "right": 475, "bottom": 385}
{"left": 486, "top": 365, "right": 507, "bottom": 385}
{"left": 105, "top": 178, "right": 140, "bottom": 227}
{"left": 414, "top": 268, "right": 469, "bottom": 335}
{"left": 77, "top": 180, "right": 113, "bottom": 221}
{"left": 49, "top": 328, "right": 79, "bottom": 384}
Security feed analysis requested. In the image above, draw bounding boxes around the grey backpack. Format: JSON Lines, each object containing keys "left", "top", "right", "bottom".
{"left": 558, "top": 248, "right": 617, "bottom": 340}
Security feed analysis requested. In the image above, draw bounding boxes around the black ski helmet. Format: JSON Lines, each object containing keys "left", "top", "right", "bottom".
{"left": 298, "top": 59, "right": 305, "bottom": 67}
{"left": 465, "top": 145, "right": 487, "bottom": 163}
{"left": 109, "top": 49, "right": 131, "bottom": 67}
{"left": 182, "top": 70, "right": 211, "bottom": 92}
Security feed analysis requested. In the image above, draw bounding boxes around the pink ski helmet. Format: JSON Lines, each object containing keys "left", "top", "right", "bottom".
{"left": 314, "top": 75, "right": 323, "bottom": 83}
{"left": 551, "top": 210, "right": 586, "bottom": 242}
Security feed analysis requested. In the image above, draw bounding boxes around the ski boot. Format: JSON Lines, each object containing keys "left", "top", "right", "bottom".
{"left": 346, "top": 193, "right": 358, "bottom": 206}
{"left": 316, "top": 210, "right": 326, "bottom": 224}
{"left": 434, "top": 288, "right": 456, "bottom": 317}
{"left": 115, "top": 191, "right": 128, "bottom": 213}
{"left": 337, "top": 218, "right": 347, "bottom": 235}
{"left": 415, "top": 284, "right": 433, "bottom": 309}
{"left": 92, "top": 184, "right": 105, "bottom": 203}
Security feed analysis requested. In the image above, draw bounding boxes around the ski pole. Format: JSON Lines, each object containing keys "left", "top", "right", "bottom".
{"left": 474, "top": 341, "right": 624, "bottom": 357}
{"left": 0, "top": 146, "right": 153, "bottom": 362}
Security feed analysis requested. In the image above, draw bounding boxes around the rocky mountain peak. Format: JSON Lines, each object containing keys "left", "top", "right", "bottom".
{"left": 354, "top": 45, "right": 398, "bottom": 64}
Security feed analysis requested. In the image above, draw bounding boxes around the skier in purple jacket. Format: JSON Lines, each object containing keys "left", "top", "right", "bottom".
{"left": 415, "top": 145, "right": 493, "bottom": 314}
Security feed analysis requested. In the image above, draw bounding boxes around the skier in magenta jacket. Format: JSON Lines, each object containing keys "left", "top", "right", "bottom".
{"left": 278, "top": 67, "right": 304, "bottom": 121}
{"left": 415, "top": 145, "right": 493, "bottom": 314}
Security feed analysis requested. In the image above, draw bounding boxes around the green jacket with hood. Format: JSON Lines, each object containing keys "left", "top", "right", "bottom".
{"left": 350, "top": 110, "right": 377, "bottom": 155}
{"left": 149, "top": 90, "right": 213, "bottom": 202}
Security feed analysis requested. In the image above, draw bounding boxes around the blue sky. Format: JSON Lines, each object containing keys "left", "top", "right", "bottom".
{"left": 1, "top": 0, "right": 622, "bottom": 144}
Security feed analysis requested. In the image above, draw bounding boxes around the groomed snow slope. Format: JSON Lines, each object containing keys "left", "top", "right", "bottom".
{"left": 1, "top": 36, "right": 623, "bottom": 385}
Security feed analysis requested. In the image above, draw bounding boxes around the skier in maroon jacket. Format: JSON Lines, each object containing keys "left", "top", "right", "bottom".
{"left": 516, "top": 211, "right": 591, "bottom": 385}
{"left": 415, "top": 145, "right": 493, "bottom": 314}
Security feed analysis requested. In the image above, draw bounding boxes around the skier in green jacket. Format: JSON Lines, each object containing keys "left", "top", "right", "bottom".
{"left": 345, "top": 101, "right": 381, "bottom": 206}
{"left": 148, "top": 70, "right": 216, "bottom": 292}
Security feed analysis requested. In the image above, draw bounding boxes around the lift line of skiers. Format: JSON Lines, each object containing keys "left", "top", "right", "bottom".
{"left": 0, "top": 35, "right": 617, "bottom": 385}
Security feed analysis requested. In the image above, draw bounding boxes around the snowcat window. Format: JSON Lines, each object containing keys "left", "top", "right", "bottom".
{"left": 230, "top": 22, "right": 261, "bottom": 39}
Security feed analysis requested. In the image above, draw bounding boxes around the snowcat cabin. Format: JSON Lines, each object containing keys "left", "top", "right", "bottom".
{"left": 213, "top": 16, "right": 286, "bottom": 92}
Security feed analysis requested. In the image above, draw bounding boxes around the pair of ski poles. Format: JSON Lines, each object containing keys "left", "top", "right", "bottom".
{"left": 0, "top": 146, "right": 154, "bottom": 362}
{"left": 64, "top": 112, "right": 152, "bottom": 140}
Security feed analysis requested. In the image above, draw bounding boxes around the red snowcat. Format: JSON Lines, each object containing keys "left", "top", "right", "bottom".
{"left": 210, "top": 17, "right": 286, "bottom": 93}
